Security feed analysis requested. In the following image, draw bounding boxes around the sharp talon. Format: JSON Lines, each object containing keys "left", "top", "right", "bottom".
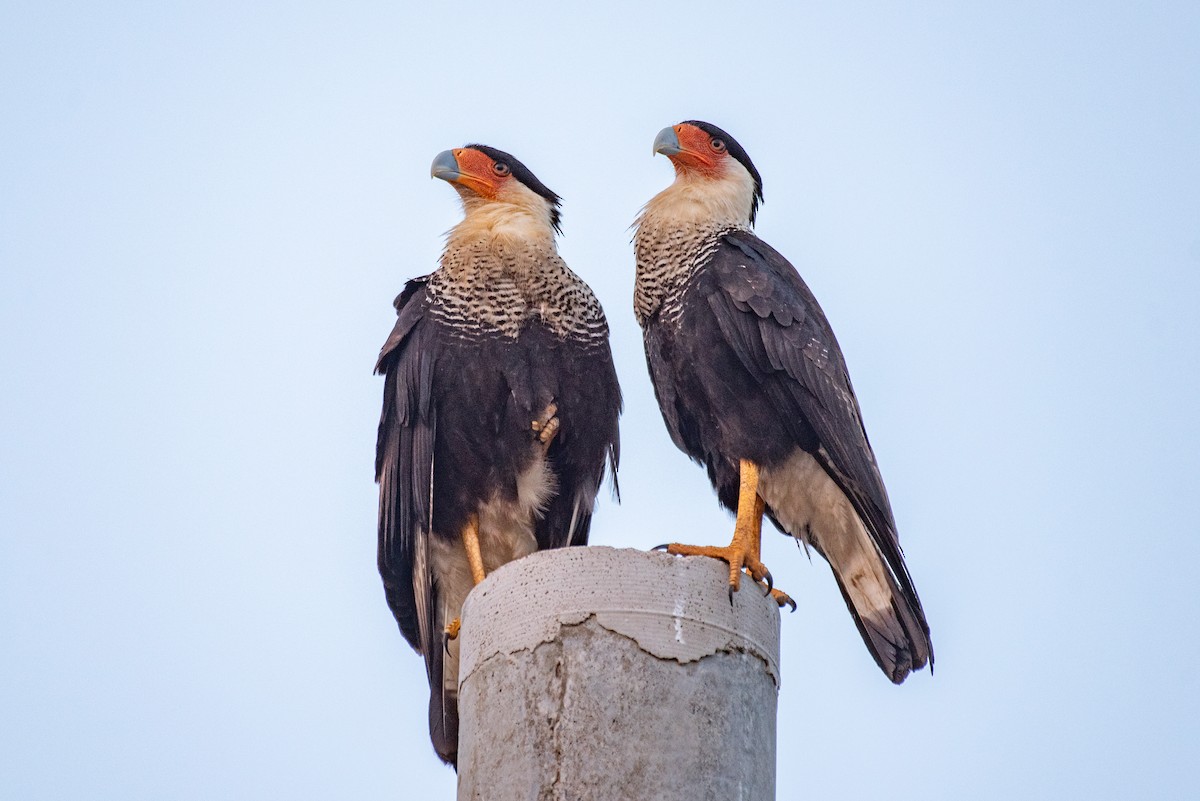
{"left": 728, "top": 585, "right": 735, "bottom": 606}
{"left": 653, "top": 543, "right": 670, "bottom": 552}
{"left": 443, "top": 618, "right": 461, "bottom": 645}
{"left": 762, "top": 570, "right": 774, "bottom": 595}
{"left": 766, "top": 589, "right": 797, "bottom": 612}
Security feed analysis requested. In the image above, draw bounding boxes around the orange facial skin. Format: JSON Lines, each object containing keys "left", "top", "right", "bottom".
{"left": 668, "top": 123, "right": 728, "bottom": 178}
{"left": 449, "top": 147, "right": 512, "bottom": 199}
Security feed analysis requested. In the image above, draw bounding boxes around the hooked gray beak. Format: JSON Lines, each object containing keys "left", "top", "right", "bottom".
{"left": 430, "top": 150, "right": 460, "bottom": 182}
{"left": 652, "top": 126, "right": 682, "bottom": 157}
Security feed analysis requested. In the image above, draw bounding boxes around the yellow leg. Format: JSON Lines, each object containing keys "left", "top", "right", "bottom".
{"left": 734, "top": 461, "right": 764, "bottom": 574}
{"left": 445, "top": 515, "right": 486, "bottom": 641}
{"left": 747, "top": 493, "right": 765, "bottom": 563}
{"left": 666, "top": 460, "right": 794, "bottom": 609}
{"left": 461, "top": 514, "right": 486, "bottom": 586}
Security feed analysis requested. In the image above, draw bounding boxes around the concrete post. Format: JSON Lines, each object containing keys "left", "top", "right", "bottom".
{"left": 456, "top": 546, "right": 781, "bottom": 801}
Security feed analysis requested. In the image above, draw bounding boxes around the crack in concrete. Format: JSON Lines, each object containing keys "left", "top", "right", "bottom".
{"left": 462, "top": 611, "right": 778, "bottom": 690}
{"left": 547, "top": 646, "right": 566, "bottom": 799}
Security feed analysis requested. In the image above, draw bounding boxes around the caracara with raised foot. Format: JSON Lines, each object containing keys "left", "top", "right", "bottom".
{"left": 376, "top": 145, "right": 621, "bottom": 765}
{"left": 633, "top": 121, "right": 931, "bottom": 682}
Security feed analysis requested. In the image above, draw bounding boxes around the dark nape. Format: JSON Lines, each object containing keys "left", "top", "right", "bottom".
{"left": 465, "top": 144, "right": 563, "bottom": 232}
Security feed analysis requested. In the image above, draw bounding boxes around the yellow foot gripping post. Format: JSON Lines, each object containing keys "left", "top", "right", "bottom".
{"left": 658, "top": 459, "right": 796, "bottom": 611}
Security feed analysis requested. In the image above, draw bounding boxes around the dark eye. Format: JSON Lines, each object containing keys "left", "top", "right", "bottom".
{"left": 493, "top": 162, "right": 511, "bottom": 176}
{"left": 711, "top": 138, "right": 726, "bottom": 153}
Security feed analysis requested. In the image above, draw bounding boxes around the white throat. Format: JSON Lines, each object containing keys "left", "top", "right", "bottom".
{"left": 635, "top": 157, "right": 757, "bottom": 235}
{"left": 447, "top": 181, "right": 558, "bottom": 253}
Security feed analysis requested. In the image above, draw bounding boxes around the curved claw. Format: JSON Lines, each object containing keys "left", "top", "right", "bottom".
{"left": 761, "top": 569, "right": 774, "bottom": 595}
{"left": 443, "top": 618, "right": 461, "bottom": 651}
{"left": 728, "top": 585, "right": 735, "bottom": 606}
{"left": 652, "top": 543, "right": 671, "bottom": 552}
{"left": 767, "top": 589, "right": 798, "bottom": 613}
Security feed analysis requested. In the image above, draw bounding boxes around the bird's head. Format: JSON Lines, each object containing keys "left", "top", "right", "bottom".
{"left": 431, "top": 145, "right": 562, "bottom": 235}
{"left": 652, "top": 121, "right": 764, "bottom": 226}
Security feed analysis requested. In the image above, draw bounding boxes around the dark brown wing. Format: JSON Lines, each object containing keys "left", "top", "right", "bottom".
{"left": 374, "top": 277, "right": 437, "bottom": 656}
{"left": 707, "top": 231, "right": 928, "bottom": 653}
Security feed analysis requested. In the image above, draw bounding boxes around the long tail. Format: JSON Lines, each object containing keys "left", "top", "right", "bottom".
{"left": 811, "top": 513, "right": 932, "bottom": 683}
{"left": 426, "top": 645, "right": 459, "bottom": 767}
{"left": 414, "top": 531, "right": 460, "bottom": 768}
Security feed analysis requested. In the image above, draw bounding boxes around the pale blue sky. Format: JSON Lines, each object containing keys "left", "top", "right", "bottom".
{"left": 2, "top": 2, "right": 1198, "bottom": 799}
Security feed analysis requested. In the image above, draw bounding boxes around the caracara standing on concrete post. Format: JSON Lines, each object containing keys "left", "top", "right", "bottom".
{"left": 633, "top": 121, "right": 932, "bottom": 683}
{"left": 375, "top": 145, "right": 621, "bottom": 766}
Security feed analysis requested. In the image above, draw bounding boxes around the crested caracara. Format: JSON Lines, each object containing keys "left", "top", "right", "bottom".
{"left": 376, "top": 144, "right": 621, "bottom": 765}
{"left": 633, "top": 121, "right": 931, "bottom": 683}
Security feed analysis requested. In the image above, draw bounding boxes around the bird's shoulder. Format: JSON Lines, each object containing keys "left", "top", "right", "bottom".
{"left": 693, "top": 231, "right": 824, "bottom": 325}
{"left": 392, "top": 274, "right": 431, "bottom": 313}
{"left": 375, "top": 275, "right": 433, "bottom": 375}
{"left": 686, "top": 230, "right": 859, "bottom": 412}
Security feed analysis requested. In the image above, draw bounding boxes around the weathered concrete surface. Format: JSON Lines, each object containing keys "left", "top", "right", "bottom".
{"left": 457, "top": 547, "right": 780, "bottom": 801}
